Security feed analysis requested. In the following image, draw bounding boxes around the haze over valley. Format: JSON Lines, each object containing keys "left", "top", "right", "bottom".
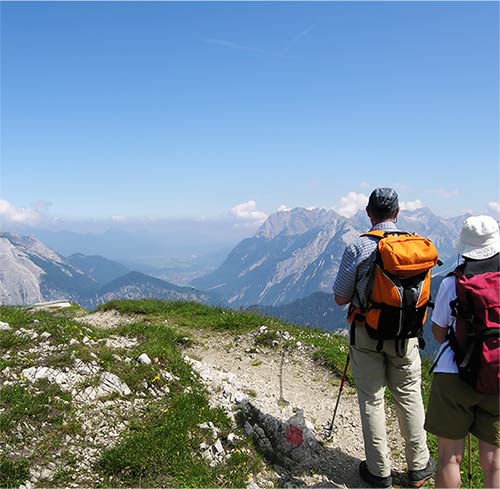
{"left": 0, "top": 204, "right": 472, "bottom": 356}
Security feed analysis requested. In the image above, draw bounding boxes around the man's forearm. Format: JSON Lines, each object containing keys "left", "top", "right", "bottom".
{"left": 334, "top": 293, "right": 350, "bottom": 306}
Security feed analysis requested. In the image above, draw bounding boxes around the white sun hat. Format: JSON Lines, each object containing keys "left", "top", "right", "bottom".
{"left": 454, "top": 215, "right": 500, "bottom": 260}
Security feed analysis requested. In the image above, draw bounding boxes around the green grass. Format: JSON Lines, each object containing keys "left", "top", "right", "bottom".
{"left": 99, "top": 299, "right": 285, "bottom": 333}
{"left": 0, "top": 306, "right": 103, "bottom": 350}
{"left": 100, "top": 300, "right": 354, "bottom": 382}
{"left": 95, "top": 307, "right": 262, "bottom": 487}
{"left": 0, "top": 301, "right": 265, "bottom": 487}
{"left": 0, "top": 380, "right": 69, "bottom": 434}
{"left": 0, "top": 300, "right": 485, "bottom": 488}
{"left": 0, "top": 455, "right": 30, "bottom": 488}
{"left": 98, "top": 390, "right": 259, "bottom": 488}
{"left": 0, "top": 307, "right": 34, "bottom": 329}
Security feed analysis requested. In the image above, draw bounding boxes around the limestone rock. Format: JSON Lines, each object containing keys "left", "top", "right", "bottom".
{"left": 137, "top": 353, "right": 152, "bottom": 365}
{"left": 0, "top": 321, "right": 11, "bottom": 330}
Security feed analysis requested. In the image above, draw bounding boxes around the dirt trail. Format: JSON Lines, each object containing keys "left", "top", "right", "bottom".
{"left": 182, "top": 327, "right": 409, "bottom": 488}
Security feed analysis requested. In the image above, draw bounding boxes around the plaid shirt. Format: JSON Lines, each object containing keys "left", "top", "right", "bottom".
{"left": 333, "top": 221, "right": 400, "bottom": 308}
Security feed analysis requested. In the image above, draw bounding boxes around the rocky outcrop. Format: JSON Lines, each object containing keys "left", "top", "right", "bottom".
{"left": 241, "top": 403, "right": 324, "bottom": 473}
{"left": 1, "top": 321, "right": 151, "bottom": 486}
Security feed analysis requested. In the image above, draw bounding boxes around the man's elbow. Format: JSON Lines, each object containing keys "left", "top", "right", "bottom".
{"left": 334, "top": 294, "right": 350, "bottom": 306}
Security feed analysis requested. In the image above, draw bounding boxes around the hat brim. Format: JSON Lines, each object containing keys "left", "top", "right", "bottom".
{"left": 453, "top": 238, "right": 500, "bottom": 260}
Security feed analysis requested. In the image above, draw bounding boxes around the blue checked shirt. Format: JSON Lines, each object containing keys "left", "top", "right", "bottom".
{"left": 333, "top": 221, "right": 400, "bottom": 308}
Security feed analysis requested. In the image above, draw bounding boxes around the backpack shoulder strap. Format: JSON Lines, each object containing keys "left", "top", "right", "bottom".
{"left": 462, "top": 254, "right": 500, "bottom": 276}
{"left": 361, "top": 230, "right": 386, "bottom": 239}
{"left": 361, "top": 229, "right": 412, "bottom": 239}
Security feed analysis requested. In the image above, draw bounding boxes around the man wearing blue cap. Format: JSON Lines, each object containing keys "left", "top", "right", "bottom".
{"left": 334, "top": 188, "right": 435, "bottom": 488}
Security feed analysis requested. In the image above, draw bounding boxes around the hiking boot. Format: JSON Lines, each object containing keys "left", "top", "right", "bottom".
{"left": 359, "top": 460, "right": 392, "bottom": 488}
{"left": 408, "top": 457, "right": 436, "bottom": 488}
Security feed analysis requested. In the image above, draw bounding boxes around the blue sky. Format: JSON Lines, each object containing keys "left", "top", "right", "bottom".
{"left": 1, "top": 1, "right": 499, "bottom": 233}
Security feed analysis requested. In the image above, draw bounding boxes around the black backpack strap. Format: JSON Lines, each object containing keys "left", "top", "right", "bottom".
{"left": 429, "top": 342, "right": 451, "bottom": 374}
{"left": 446, "top": 324, "right": 465, "bottom": 367}
{"left": 350, "top": 321, "right": 356, "bottom": 346}
{"left": 462, "top": 253, "right": 500, "bottom": 275}
{"left": 449, "top": 298, "right": 458, "bottom": 317}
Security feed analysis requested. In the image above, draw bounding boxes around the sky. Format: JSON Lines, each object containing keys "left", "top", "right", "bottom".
{"left": 1, "top": 1, "right": 499, "bottom": 240}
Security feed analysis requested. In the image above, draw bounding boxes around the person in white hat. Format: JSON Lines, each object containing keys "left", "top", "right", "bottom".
{"left": 425, "top": 215, "right": 500, "bottom": 488}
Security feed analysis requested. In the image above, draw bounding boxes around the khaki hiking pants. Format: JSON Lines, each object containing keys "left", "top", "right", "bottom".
{"left": 350, "top": 324, "right": 429, "bottom": 478}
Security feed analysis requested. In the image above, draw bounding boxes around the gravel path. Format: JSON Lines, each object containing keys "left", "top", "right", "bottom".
{"left": 182, "top": 328, "right": 409, "bottom": 488}
{"left": 76, "top": 310, "right": 412, "bottom": 488}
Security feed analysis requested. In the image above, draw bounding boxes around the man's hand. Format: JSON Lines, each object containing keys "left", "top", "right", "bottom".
{"left": 334, "top": 294, "right": 350, "bottom": 306}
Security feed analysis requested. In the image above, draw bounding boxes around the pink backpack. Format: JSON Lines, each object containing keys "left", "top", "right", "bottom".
{"left": 448, "top": 257, "right": 500, "bottom": 395}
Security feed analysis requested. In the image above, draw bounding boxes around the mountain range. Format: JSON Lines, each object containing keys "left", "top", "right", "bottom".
{"left": 0, "top": 232, "right": 222, "bottom": 309}
{"left": 192, "top": 206, "right": 464, "bottom": 308}
{"left": 0, "top": 206, "right": 468, "bottom": 340}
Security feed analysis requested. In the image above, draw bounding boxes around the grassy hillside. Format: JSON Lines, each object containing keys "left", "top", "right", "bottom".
{"left": 0, "top": 300, "right": 483, "bottom": 488}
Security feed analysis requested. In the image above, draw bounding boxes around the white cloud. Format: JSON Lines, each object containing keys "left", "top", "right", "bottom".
{"left": 335, "top": 192, "right": 368, "bottom": 218}
{"left": 0, "top": 200, "right": 41, "bottom": 225}
{"left": 488, "top": 201, "right": 500, "bottom": 216}
{"left": 111, "top": 215, "right": 128, "bottom": 223}
{"left": 277, "top": 204, "right": 291, "bottom": 212}
{"left": 230, "top": 200, "right": 268, "bottom": 223}
{"left": 400, "top": 199, "right": 424, "bottom": 211}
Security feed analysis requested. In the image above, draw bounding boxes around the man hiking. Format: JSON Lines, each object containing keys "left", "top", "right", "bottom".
{"left": 333, "top": 187, "right": 435, "bottom": 488}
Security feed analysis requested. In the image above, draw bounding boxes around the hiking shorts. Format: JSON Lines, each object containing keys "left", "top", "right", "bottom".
{"left": 425, "top": 373, "right": 500, "bottom": 447}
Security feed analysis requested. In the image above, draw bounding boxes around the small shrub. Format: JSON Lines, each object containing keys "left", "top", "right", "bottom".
{"left": 0, "top": 330, "right": 31, "bottom": 350}
{"left": 254, "top": 330, "right": 280, "bottom": 348}
{"left": 0, "top": 455, "right": 29, "bottom": 488}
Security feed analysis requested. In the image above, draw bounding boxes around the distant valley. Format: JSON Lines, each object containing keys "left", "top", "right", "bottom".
{"left": 0, "top": 232, "right": 223, "bottom": 309}
{"left": 1, "top": 206, "right": 467, "bottom": 347}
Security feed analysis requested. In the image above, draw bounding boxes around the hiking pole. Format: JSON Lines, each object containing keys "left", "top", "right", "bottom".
{"left": 323, "top": 351, "right": 350, "bottom": 439}
{"left": 467, "top": 433, "right": 472, "bottom": 489}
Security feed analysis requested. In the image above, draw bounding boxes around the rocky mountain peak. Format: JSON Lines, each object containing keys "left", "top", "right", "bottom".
{"left": 256, "top": 207, "right": 343, "bottom": 240}
{"left": 0, "top": 232, "right": 63, "bottom": 264}
{"left": 193, "top": 206, "right": 463, "bottom": 308}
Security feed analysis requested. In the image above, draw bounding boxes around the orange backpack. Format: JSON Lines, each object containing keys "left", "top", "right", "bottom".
{"left": 349, "top": 230, "right": 439, "bottom": 354}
